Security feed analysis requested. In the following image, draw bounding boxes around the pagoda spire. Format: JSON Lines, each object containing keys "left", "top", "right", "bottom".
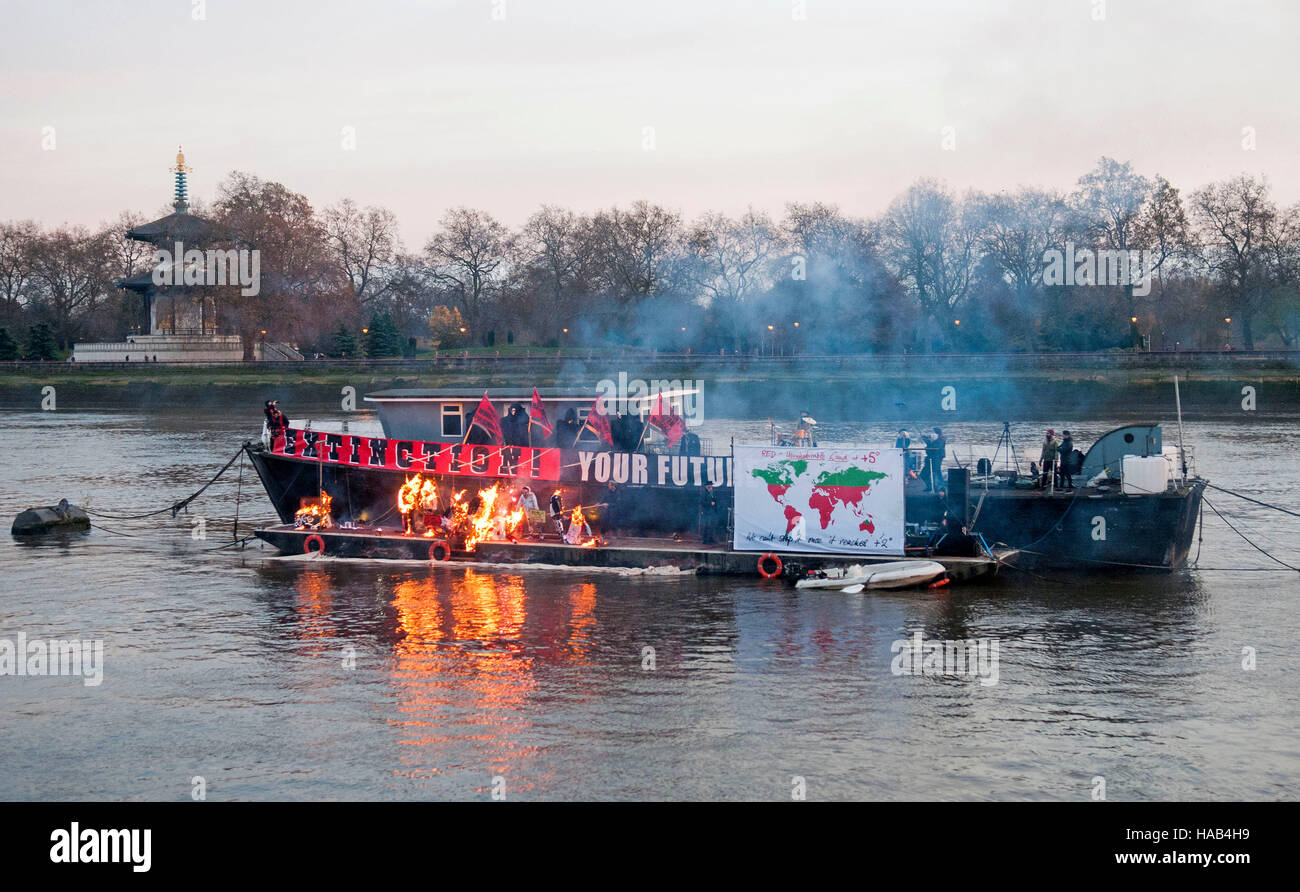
{"left": 170, "top": 146, "right": 191, "bottom": 213}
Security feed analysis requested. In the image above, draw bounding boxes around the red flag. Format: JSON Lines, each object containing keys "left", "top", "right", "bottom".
{"left": 528, "top": 387, "right": 553, "bottom": 438}
{"left": 649, "top": 392, "right": 686, "bottom": 448}
{"left": 583, "top": 394, "right": 614, "bottom": 445}
{"left": 466, "top": 393, "right": 503, "bottom": 444}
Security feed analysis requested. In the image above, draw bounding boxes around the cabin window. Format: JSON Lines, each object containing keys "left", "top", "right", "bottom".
{"left": 442, "top": 404, "right": 463, "bottom": 438}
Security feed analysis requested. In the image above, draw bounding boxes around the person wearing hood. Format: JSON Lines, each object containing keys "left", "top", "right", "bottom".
{"left": 264, "top": 399, "right": 289, "bottom": 445}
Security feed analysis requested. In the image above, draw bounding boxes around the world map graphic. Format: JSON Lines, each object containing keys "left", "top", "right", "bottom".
{"left": 750, "top": 459, "right": 889, "bottom": 538}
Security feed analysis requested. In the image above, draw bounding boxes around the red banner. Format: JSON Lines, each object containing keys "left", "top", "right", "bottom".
{"left": 273, "top": 428, "right": 562, "bottom": 481}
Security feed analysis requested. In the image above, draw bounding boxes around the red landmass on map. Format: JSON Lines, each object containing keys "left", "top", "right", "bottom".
{"left": 783, "top": 505, "right": 803, "bottom": 534}
{"left": 807, "top": 485, "right": 872, "bottom": 529}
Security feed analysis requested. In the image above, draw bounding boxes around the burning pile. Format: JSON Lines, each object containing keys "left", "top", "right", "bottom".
{"left": 442, "top": 483, "right": 522, "bottom": 551}
{"left": 397, "top": 474, "right": 438, "bottom": 535}
{"left": 565, "top": 505, "right": 599, "bottom": 547}
{"left": 294, "top": 490, "right": 333, "bottom": 530}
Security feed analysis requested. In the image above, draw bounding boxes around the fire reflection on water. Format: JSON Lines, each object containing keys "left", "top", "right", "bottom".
{"left": 293, "top": 570, "right": 336, "bottom": 640}
{"left": 281, "top": 564, "right": 610, "bottom": 795}
{"left": 387, "top": 569, "right": 541, "bottom": 792}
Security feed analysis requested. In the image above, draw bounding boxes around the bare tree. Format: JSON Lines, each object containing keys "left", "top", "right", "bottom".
{"left": 881, "top": 179, "right": 977, "bottom": 347}
{"left": 0, "top": 220, "right": 41, "bottom": 324}
{"left": 518, "top": 205, "right": 594, "bottom": 338}
{"left": 422, "top": 207, "right": 510, "bottom": 333}
{"left": 1190, "top": 175, "right": 1279, "bottom": 350}
{"left": 590, "top": 201, "right": 684, "bottom": 303}
{"left": 30, "top": 225, "right": 115, "bottom": 348}
{"left": 322, "top": 199, "right": 401, "bottom": 307}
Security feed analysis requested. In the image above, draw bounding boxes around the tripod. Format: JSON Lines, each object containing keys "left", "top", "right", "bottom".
{"left": 991, "top": 421, "right": 1021, "bottom": 476}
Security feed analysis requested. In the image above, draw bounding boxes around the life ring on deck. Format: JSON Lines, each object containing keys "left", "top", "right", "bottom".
{"left": 757, "top": 553, "right": 783, "bottom": 578}
{"left": 428, "top": 539, "right": 451, "bottom": 562}
{"left": 303, "top": 534, "right": 326, "bottom": 555}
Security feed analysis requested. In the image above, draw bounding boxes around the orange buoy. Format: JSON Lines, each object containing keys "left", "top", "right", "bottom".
{"left": 428, "top": 539, "right": 451, "bottom": 562}
{"left": 757, "top": 553, "right": 783, "bottom": 578}
{"left": 303, "top": 534, "right": 326, "bottom": 555}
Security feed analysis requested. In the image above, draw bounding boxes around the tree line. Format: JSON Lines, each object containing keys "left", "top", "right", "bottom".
{"left": 1, "top": 157, "right": 1297, "bottom": 360}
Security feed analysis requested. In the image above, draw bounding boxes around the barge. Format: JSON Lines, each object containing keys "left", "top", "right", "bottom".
{"left": 246, "top": 387, "right": 1205, "bottom": 575}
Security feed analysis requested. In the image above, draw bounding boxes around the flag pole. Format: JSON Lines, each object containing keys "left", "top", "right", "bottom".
{"left": 634, "top": 402, "right": 651, "bottom": 452}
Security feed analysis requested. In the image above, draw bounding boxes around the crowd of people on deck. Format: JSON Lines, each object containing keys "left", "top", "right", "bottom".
{"left": 464, "top": 402, "right": 702, "bottom": 453}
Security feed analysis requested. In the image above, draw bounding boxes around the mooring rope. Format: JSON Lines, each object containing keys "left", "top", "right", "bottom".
{"left": 1201, "top": 494, "right": 1300, "bottom": 573}
{"left": 83, "top": 446, "right": 247, "bottom": 521}
{"left": 1204, "top": 482, "right": 1300, "bottom": 519}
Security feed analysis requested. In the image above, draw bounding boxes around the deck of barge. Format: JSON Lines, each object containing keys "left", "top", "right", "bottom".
{"left": 253, "top": 524, "right": 1013, "bottom": 581}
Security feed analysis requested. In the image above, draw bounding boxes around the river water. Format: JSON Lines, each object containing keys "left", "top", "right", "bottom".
{"left": 1, "top": 407, "right": 1297, "bottom": 800}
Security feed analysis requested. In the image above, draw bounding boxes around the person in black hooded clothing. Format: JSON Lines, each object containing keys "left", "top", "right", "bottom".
{"left": 554, "top": 408, "right": 580, "bottom": 448}
{"left": 501, "top": 403, "right": 529, "bottom": 446}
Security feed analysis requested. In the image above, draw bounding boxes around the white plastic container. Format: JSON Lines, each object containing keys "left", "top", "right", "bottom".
{"left": 1122, "top": 455, "right": 1169, "bottom": 495}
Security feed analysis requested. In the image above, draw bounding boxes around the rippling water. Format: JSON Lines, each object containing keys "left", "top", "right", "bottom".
{"left": 1, "top": 408, "right": 1297, "bottom": 800}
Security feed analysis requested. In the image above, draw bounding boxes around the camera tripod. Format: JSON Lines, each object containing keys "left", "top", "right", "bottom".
{"left": 991, "top": 421, "right": 1021, "bottom": 475}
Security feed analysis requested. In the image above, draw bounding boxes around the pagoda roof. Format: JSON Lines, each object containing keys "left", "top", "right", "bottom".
{"left": 126, "top": 211, "right": 224, "bottom": 245}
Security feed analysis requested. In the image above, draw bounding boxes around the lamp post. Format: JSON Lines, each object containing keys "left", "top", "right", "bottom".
{"left": 1224, "top": 317, "right": 1232, "bottom": 350}
{"left": 1130, "top": 315, "right": 1140, "bottom": 351}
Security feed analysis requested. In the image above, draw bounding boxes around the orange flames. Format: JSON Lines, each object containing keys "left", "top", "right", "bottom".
{"left": 294, "top": 490, "right": 333, "bottom": 528}
{"left": 397, "top": 474, "right": 437, "bottom": 519}
{"left": 568, "top": 505, "right": 599, "bottom": 547}
{"left": 442, "top": 483, "right": 526, "bottom": 552}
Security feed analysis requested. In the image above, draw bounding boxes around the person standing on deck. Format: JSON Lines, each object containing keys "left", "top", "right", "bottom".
{"left": 895, "top": 428, "right": 915, "bottom": 477}
{"left": 1039, "top": 429, "right": 1059, "bottom": 489}
{"left": 264, "top": 400, "right": 289, "bottom": 446}
{"left": 549, "top": 490, "right": 566, "bottom": 539}
{"left": 601, "top": 481, "right": 622, "bottom": 539}
{"left": 517, "top": 485, "right": 540, "bottom": 538}
{"left": 699, "top": 483, "right": 722, "bottom": 545}
{"left": 1058, "top": 430, "right": 1075, "bottom": 490}
{"left": 922, "top": 427, "right": 946, "bottom": 492}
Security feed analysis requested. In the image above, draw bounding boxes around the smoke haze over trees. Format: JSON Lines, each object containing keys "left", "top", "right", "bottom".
{"left": 1, "top": 158, "right": 1297, "bottom": 358}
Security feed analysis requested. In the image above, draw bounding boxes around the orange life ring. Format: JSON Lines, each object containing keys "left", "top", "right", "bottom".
{"left": 428, "top": 539, "right": 451, "bottom": 562}
{"left": 757, "top": 553, "right": 783, "bottom": 578}
{"left": 303, "top": 534, "right": 326, "bottom": 555}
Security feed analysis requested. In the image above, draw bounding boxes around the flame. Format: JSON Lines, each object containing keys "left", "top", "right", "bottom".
{"left": 294, "top": 490, "right": 332, "bottom": 528}
{"left": 567, "top": 505, "right": 600, "bottom": 547}
{"left": 397, "top": 474, "right": 437, "bottom": 519}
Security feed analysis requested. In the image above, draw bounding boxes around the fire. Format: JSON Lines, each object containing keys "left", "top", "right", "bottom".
{"left": 397, "top": 474, "right": 436, "bottom": 517}
{"left": 294, "top": 490, "right": 333, "bottom": 529}
{"left": 566, "top": 505, "right": 600, "bottom": 547}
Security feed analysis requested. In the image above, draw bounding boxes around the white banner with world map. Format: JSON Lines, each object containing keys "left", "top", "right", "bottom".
{"left": 731, "top": 445, "right": 906, "bottom": 555}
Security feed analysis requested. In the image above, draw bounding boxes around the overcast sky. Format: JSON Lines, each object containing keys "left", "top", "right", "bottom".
{"left": 2, "top": 0, "right": 1296, "bottom": 246}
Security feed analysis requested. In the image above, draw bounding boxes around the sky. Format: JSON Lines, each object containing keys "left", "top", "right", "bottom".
{"left": 1, "top": 0, "right": 1297, "bottom": 247}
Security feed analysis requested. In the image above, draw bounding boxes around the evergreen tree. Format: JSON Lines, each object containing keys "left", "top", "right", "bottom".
{"left": 0, "top": 327, "right": 20, "bottom": 361}
{"left": 26, "top": 322, "right": 58, "bottom": 360}
{"left": 331, "top": 324, "right": 357, "bottom": 358}
{"left": 364, "top": 312, "right": 402, "bottom": 358}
